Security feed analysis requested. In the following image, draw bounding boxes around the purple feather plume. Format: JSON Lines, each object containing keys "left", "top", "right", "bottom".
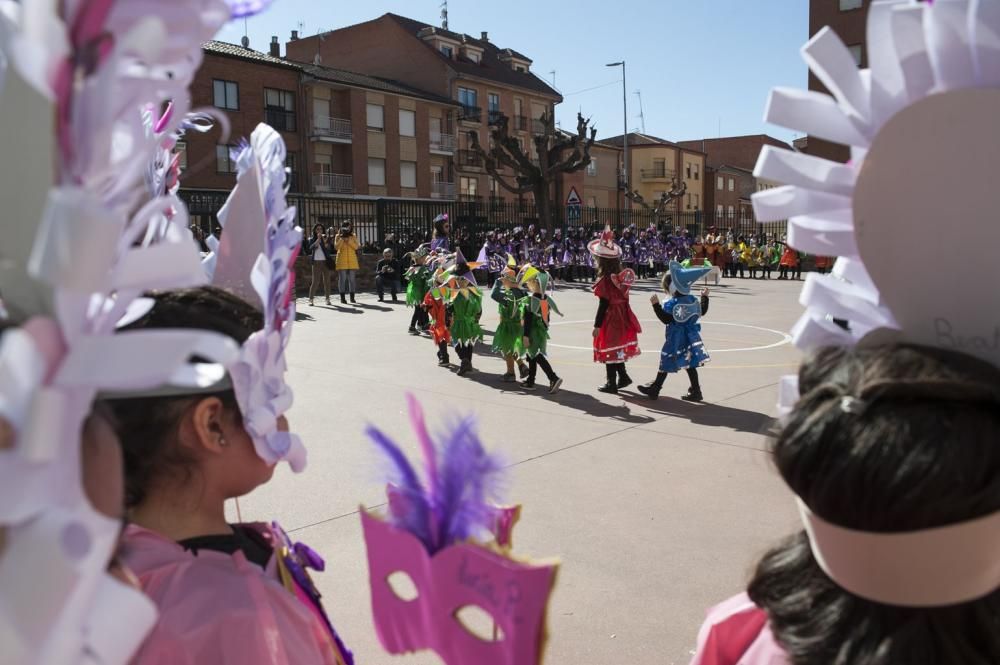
{"left": 366, "top": 425, "right": 434, "bottom": 552}
{"left": 368, "top": 397, "right": 506, "bottom": 554}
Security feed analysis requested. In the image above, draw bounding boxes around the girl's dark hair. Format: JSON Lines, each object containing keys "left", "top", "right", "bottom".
{"left": 596, "top": 255, "right": 621, "bottom": 278}
{"left": 748, "top": 344, "right": 1000, "bottom": 665}
{"left": 660, "top": 272, "right": 672, "bottom": 293}
{"left": 107, "top": 287, "right": 264, "bottom": 508}
{"left": 312, "top": 224, "right": 325, "bottom": 237}
{"left": 433, "top": 216, "right": 449, "bottom": 238}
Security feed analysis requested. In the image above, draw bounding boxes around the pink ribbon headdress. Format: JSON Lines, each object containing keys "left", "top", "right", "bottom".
{"left": 0, "top": 1, "right": 274, "bottom": 663}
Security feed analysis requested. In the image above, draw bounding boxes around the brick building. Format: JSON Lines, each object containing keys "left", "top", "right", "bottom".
{"left": 558, "top": 138, "right": 623, "bottom": 210}
{"left": 180, "top": 41, "right": 305, "bottom": 194}
{"left": 705, "top": 165, "right": 755, "bottom": 226}
{"left": 285, "top": 13, "right": 562, "bottom": 204}
{"left": 805, "top": 0, "right": 871, "bottom": 162}
{"left": 601, "top": 133, "right": 706, "bottom": 214}
{"left": 677, "top": 134, "right": 792, "bottom": 172}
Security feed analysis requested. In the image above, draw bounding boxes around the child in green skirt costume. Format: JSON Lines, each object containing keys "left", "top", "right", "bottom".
{"left": 444, "top": 250, "right": 484, "bottom": 376}
{"left": 490, "top": 257, "right": 529, "bottom": 382}
{"left": 405, "top": 244, "right": 432, "bottom": 335}
{"left": 517, "top": 264, "right": 563, "bottom": 394}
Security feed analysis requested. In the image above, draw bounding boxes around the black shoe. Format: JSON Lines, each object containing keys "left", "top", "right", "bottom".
{"left": 392, "top": 296, "right": 399, "bottom": 302}
{"left": 457, "top": 362, "right": 470, "bottom": 376}
{"left": 548, "top": 377, "right": 563, "bottom": 394}
{"left": 520, "top": 380, "right": 536, "bottom": 390}
{"left": 617, "top": 374, "right": 633, "bottom": 390}
{"left": 340, "top": 294, "right": 347, "bottom": 304}
{"left": 637, "top": 383, "right": 661, "bottom": 400}
{"left": 350, "top": 294, "right": 357, "bottom": 303}
{"left": 597, "top": 383, "right": 618, "bottom": 394}
{"left": 682, "top": 389, "right": 703, "bottom": 402}
{"left": 408, "top": 327, "right": 420, "bottom": 335}
{"left": 378, "top": 296, "right": 384, "bottom": 302}
{"left": 502, "top": 372, "right": 516, "bottom": 383}
{"left": 438, "top": 354, "right": 450, "bottom": 367}
{"left": 517, "top": 363, "right": 529, "bottom": 379}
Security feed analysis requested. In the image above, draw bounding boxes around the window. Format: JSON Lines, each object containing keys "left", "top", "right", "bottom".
{"left": 693, "top": 193, "right": 699, "bottom": 210}
{"left": 693, "top": 163, "right": 700, "bottom": 180}
{"left": 459, "top": 87, "right": 478, "bottom": 109}
{"left": 728, "top": 177, "right": 735, "bottom": 192}
{"left": 264, "top": 88, "right": 295, "bottom": 132}
{"left": 488, "top": 177, "right": 500, "bottom": 198}
{"left": 685, "top": 194, "right": 692, "bottom": 210}
{"left": 431, "top": 165, "right": 444, "bottom": 182}
{"left": 586, "top": 158, "right": 597, "bottom": 176}
{"left": 468, "top": 52, "right": 480, "bottom": 64}
{"left": 400, "top": 161, "right": 417, "bottom": 188}
{"left": 685, "top": 162, "right": 692, "bottom": 179}
{"left": 368, "top": 158, "right": 386, "bottom": 186}
{"left": 515, "top": 65, "right": 525, "bottom": 72}
{"left": 213, "top": 79, "right": 239, "bottom": 110}
{"left": 839, "top": 0, "right": 863, "bottom": 11}
{"left": 285, "top": 152, "right": 298, "bottom": 190}
{"left": 216, "top": 145, "right": 237, "bottom": 173}
{"left": 315, "top": 154, "right": 332, "bottom": 175}
{"left": 399, "top": 109, "right": 416, "bottom": 137}
{"left": 717, "top": 175, "right": 724, "bottom": 190}
{"left": 848, "top": 44, "right": 863, "bottom": 67}
{"left": 176, "top": 141, "right": 188, "bottom": 171}
{"left": 653, "top": 158, "right": 666, "bottom": 177}
{"left": 488, "top": 93, "right": 500, "bottom": 112}
{"left": 728, "top": 205, "right": 735, "bottom": 217}
{"left": 366, "top": 104, "right": 384, "bottom": 132}
{"left": 460, "top": 176, "right": 478, "bottom": 198}
{"left": 716, "top": 204, "right": 723, "bottom": 217}
{"left": 440, "top": 44, "right": 453, "bottom": 58}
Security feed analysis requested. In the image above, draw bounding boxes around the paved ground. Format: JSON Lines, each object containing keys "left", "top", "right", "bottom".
{"left": 229, "top": 274, "right": 808, "bottom": 665}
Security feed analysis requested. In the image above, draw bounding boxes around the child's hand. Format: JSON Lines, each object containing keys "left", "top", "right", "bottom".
{"left": 592, "top": 327, "right": 600, "bottom": 338}
{"left": 649, "top": 294, "right": 659, "bottom": 305}
{"left": 701, "top": 288, "right": 710, "bottom": 297}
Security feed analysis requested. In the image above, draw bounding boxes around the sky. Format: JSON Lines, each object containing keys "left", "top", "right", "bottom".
{"left": 217, "top": 0, "right": 810, "bottom": 145}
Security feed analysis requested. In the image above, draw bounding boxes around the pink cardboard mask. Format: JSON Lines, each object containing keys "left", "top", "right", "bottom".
{"left": 361, "top": 510, "right": 557, "bottom": 665}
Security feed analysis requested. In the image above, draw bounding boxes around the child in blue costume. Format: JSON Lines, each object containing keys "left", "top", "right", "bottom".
{"left": 638, "top": 261, "right": 712, "bottom": 402}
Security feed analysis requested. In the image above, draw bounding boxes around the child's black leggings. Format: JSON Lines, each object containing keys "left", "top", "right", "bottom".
{"left": 528, "top": 354, "right": 557, "bottom": 382}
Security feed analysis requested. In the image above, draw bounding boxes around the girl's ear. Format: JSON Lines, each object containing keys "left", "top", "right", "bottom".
{"left": 189, "top": 397, "right": 228, "bottom": 456}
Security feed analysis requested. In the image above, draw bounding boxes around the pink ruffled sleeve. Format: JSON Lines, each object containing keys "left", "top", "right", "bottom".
{"left": 689, "top": 593, "right": 788, "bottom": 665}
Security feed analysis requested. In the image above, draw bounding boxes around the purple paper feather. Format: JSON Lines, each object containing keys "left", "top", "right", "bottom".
{"left": 366, "top": 425, "right": 434, "bottom": 551}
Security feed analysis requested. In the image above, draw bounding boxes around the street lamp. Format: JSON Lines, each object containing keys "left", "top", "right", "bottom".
{"left": 606, "top": 61, "right": 627, "bottom": 206}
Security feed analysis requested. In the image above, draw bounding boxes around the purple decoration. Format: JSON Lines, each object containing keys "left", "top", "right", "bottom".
{"left": 225, "top": 0, "right": 276, "bottom": 18}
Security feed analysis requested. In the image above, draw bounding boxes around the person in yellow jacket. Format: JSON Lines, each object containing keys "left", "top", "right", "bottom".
{"left": 334, "top": 221, "right": 361, "bottom": 304}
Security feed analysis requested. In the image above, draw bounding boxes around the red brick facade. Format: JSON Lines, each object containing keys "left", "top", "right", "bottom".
{"left": 677, "top": 135, "right": 791, "bottom": 172}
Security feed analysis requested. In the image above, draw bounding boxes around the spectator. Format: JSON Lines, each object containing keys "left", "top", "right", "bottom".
{"left": 334, "top": 221, "right": 360, "bottom": 305}
{"left": 375, "top": 248, "right": 402, "bottom": 302}
{"left": 305, "top": 224, "right": 333, "bottom": 306}
{"left": 430, "top": 213, "right": 450, "bottom": 252}
{"left": 384, "top": 232, "right": 403, "bottom": 259}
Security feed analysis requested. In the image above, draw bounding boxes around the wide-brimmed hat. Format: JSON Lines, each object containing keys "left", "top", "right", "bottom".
{"left": 587, "top": 225, "right": 621, "bottom": 259}
{"left": 668, "top": 260, "right": 712, "bottom": 296}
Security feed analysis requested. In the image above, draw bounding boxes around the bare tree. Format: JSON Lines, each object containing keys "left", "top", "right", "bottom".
{"left": 625, "top": 178, "right": 687, "bottom": 227}
{"left": 468, "top": 111, "right": 596, "bottom": 233}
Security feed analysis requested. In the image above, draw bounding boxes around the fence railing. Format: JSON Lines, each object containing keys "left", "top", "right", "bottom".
{"left": 640, "top": 167, "right": 674, "bottom": 181}
{"left": 487, "top": 110, "right": 505, "bottom": 125}
{"left": 312, "top": 173, "right": 353, "bottom": 194}
{"left": 431, "top": 181, "right": 457, "bottom": 199}
{"left": 311, "top": 116, "right": 352, "bottom": 141}
{"left": 180, "top": 189, "right": 789, "bottom": 258}
{"left": 264, "top": 108, "right": 296, "bottom": 133}
{"left": 429, "top": 131, "right": 456, "bottom": 153}
{"left": 513, "top": 115, "right": 528, "bottom": 131}
{"left": 456, "top": 149, "right": 482, "bottom": 168}
{"left": 458, "top": 105, "right": 481, "bottom": 123}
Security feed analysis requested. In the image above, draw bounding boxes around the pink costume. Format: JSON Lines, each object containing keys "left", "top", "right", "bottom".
{"left": 689, "top": 594, "right": 788, "bottom": 665}
{"left": 123, "top": 524, "right": 349, "bottom": 665}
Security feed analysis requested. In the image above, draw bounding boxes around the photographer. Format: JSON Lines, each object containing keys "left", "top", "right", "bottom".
{"left": 334, "top": 220, "right": 360, "bottom": 304}
{"left": 374, "top": 248, "right": 401, "bottom": 302}
{"left": 305, "top": 224, "right": 333, "bottom": 306}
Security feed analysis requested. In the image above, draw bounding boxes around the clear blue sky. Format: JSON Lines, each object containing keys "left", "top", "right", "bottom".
{"left": 218, "top": 0, "right": 809, "bottom": 144}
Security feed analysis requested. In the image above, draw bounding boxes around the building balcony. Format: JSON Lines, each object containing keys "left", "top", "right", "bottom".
{"left": 431, "top": 181, "right": 457, "bottom": 199}
{"left": 264, "top": 108, "right": 297, "bottom": 133}
{"left": 640, "top": 167, "right": 675, "bottom": 182}
{"left": 458, "top": 105, "right": 482, "bottom": 123}
{"left": 487, "top": 110, "right": 506, "bottom": 126}
{"left": 429, "top": 131, "right": 456, "bottom": 154}
{"left": 531, "top": 118, "right": 548, "bottom": 134}
{"left": 313, "top": 173, "right": 353, "bottom": 194}
{"left": 310, "top": 116, "right": 352, "bottom": 143}
{"left": 456, "top": 149, "right": 483, "bottom": 169}
{"left": 513, "top": 114, "right": 528, "bottom": 131}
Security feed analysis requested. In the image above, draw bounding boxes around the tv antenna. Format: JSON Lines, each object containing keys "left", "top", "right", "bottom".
{"left": 440, "top": 0, "right": 448, "bottom": 30}
{"left": 634, "top": 90, "right": 646, "bottom": 134}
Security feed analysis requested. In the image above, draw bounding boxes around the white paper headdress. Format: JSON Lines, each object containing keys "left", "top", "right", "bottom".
{"left": 203, "top": 123, "right": 307, "bottom": 472}
{"left": 753, "top": 0, "right": 1000, "bottom": 607}
{"left": 0, "top": 1, "right": 242, "bottom": 663}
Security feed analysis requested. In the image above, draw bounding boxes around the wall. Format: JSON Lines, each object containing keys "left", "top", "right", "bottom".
{"left": 677, "top": 135, "right": 791, "bottom": 171}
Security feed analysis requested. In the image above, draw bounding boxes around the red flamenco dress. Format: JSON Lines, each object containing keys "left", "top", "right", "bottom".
{"left": 593, "top": 274, "right": 642, "bottom": 363}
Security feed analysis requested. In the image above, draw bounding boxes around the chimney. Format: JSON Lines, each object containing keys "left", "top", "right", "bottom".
{"left": 291, "top": 29, "right": 299, "bottom": 40}
{"left": 269, "top": 35, "right": 280, "bottom": 57}
{"left": 480, "top": 31, "right": 489, "bottom": 42}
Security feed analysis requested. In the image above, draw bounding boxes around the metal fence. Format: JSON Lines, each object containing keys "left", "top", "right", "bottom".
{"left": 180, "top": 189, "right": 786, "bottom": 256}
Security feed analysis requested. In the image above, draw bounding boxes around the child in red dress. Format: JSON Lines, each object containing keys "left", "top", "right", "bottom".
{"left": 588, "top": 227, "right": 642, "bottom": 394}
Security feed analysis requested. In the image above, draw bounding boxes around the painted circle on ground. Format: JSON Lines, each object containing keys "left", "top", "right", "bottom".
{"left": 547, "top": 319, "right": 792, "bottom": 353}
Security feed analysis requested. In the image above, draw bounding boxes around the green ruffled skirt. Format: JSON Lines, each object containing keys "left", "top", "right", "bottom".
{"left": 523, "top": 317, "right": 550, "bottom": 358}
{"left": 492, "top": 319, "right": 525, "bottom": 357}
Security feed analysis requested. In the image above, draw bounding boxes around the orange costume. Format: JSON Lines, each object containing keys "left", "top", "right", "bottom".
{"left": 422, "top": 288, "right": 451, "bottom": 345}
{"left": 779, "top": 245, "right": 799, "bottom": 268}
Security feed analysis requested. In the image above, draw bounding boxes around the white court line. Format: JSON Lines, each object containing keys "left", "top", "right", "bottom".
{"left": 547, "top": 320, "right": 793, "bottom": 353}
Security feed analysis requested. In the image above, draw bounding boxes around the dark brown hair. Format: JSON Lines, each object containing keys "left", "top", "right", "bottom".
{"left": 596, "top": 255, "right": 621, "bottom": 278}
{"left": 107, "top": 287, "right": 263, "bottom": 507}
{"left": 748, "top": 344, "right": 1000, "bottom": 665}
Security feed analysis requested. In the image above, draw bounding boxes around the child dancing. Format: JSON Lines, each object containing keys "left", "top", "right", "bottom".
{"left": 490, "top": 257, "right": 529, "bottom": 382}
{"left": 589, "top": 227, "right": 642, "bottom": 394}
{"left": 518, "top": 265, "right": 563, "bottom": 393}
{"left": 404, "top": 244, "right": 432, "bottom": 335}
{"left": 639, "top": 262, "right": 712, "bottom": 402}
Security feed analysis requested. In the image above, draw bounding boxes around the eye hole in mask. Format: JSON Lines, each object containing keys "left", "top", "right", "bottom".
{"left": 454, "top": 604, "right": 505, "bottom": 643}
{"left": 386, "top": 570, "right": 419, "bottom": 602}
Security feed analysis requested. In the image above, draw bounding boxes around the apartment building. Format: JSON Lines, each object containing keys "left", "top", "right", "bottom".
{"left": 677, "top": 135, "right": 793, "bottom": 173}
{"left": 705, "top": 165, "right": 755, "bottom": 224}
{"left": 556, "top": 139, "right": 623, "bottom": 210}
{"left": 286, "top": 13, "right": 562, "bottom": 203}
{"left": 180, "top": 40, "right": 305, "bottom": 193}
{"left": 806, "top": 0, "right": 870, "bottom": 162}
{"left": 602, "top": 133, "right": 706, "bottom": 214}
